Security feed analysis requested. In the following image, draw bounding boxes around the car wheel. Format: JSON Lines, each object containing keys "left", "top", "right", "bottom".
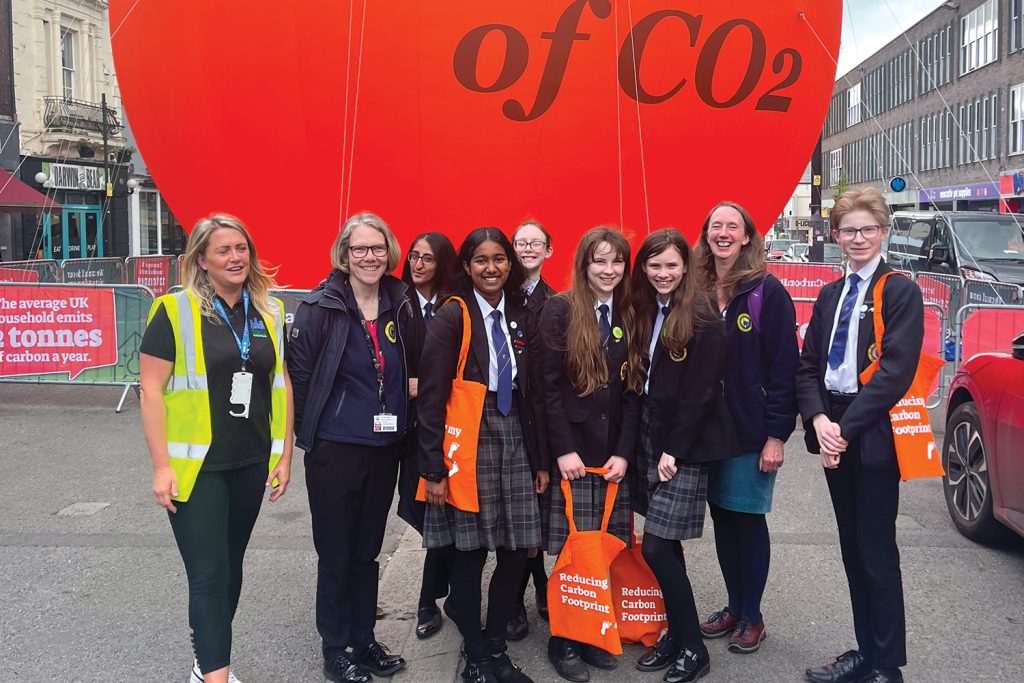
{"left": 942, "top": 401, "right": 1010, "bottom": 543}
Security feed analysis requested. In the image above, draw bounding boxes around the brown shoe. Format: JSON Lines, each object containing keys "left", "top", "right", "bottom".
{"left": 727, "top": 620, "right": 766, "bottom": 653}
{"left": 699, "top": 608, "right": 739, "bottom": 639}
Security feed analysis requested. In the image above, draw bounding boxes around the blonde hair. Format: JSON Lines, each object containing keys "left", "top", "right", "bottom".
{"left": 830, "top": 187, "right": 890, "bottom": 231}
{"left": 181, "top": 214, "right": 280, "bottom": 323}
{"left": 331, "top": 212, "right": 401, "bottom": 273}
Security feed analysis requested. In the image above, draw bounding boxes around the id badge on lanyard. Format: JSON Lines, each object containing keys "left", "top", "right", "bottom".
{"left": 360, "top": 314, "right": 397, "bottom": 433}
{"left": 214, "top": 289, "right": 253, "bottom": 419}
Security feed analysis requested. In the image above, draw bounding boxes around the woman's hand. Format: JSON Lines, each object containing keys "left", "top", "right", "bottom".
{"left": 425, "top": 478, "right": 448, "bottom": 508}
{"left": 535, "top": 470, "right": 550, "bottom": 494}
{"left": 408, "top": 377, "right": 419, "bottom": 400}
{"left": 152, "top": 464, "right": 179, "bottom": 513}
{"left": 602, "top": 456, "right": 629, "bottom": 482}
{"left": 759, "top": 438, "right": 785, "bottom": 473}
{"left": 267, "top": 453, "right": 292, "bottom": 502}
{"left": 557, "top": 452, "right": 587, "bottom": 480}
{"left": 657, "top": 453, "right": 678, "bottom": 482}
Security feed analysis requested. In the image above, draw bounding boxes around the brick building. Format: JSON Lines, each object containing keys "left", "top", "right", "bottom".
{"left": 821, "top": 0, "right": 1024, "bottom": 214}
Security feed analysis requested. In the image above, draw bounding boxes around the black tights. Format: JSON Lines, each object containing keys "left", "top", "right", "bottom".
{"left": 448, "top": 548, "right": 528, "bottom": 661}
{"left": 641, "top": 533, "right": 706, "bottom": 656}
{"left": 516, "top": 552, "right": 547, "bottom": 605}
{"left": 167, "top": 462, "right": 265, "bottom": 674}
{"left": 709, "top": 503, "right": 771, "bottom": 624}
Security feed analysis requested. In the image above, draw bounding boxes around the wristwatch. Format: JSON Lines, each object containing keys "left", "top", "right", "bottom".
{"left": 420, "top": 472, "right": 446, "bottom": 483}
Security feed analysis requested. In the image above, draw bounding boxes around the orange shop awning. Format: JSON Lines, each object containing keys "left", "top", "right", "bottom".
{"left": 0, "top": 168, "right": 62, "bottom": 212}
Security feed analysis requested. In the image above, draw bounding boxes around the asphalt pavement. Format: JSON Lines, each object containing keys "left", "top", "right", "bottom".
{"left": 1, "top": 383, "right": 1022, "bottom": 682}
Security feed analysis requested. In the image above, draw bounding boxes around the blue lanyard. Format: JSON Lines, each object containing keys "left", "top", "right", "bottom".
{"left": 213, "top": 288, "right": 251, "bottom": 368}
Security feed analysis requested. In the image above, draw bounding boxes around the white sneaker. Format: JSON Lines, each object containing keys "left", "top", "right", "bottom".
{"left": 189, "top": 660, "right": 241, "bottom": 683}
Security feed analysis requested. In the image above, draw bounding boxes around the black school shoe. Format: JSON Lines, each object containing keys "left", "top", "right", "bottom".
{"left": 579, "top": 643, "right": 617, "bottom": 670}
{"left": 858, "top": 669, "right": 904, "bottom": 683}
{"left": 804, "top": 650, "right": 871, "bottom": 683}
{"left": 323, "top": 652, "right": 371, "bottom": 683}
{"left": 663, "top": 648, "right": 710, "bottom": 683}
{"left": 506, "top": 603, "right": 529, "bottom": 641}
{"left": 548, "top": 637, "right": 589, "bottom": 682}
{"left": 462, "top": 659, "right": 500, "bottom": 683}
{"left": 353, "top": 642, "right": 406, "bottom": 677}
{"left": 636, "top": 633, "right": 680, "bottom": 672}
{"left": 416, "top": 604, "right": 443, "bottom": 640}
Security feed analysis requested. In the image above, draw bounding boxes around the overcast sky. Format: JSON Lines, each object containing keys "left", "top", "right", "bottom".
{"left": 838, "top": 0, "right": 949, "bottom": 77}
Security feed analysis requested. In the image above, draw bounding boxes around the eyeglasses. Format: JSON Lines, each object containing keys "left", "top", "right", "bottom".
{"left": 835, "top": 225, "right": 882, "bottom": 240}
{"left": 513, "top": 239, "right": 548, "bottom": 250}
{"left": 407, "top": 251, "right": 436, "bottom": 266}
{"left": 349, "top": 245, "right": 388, "bottom": 258}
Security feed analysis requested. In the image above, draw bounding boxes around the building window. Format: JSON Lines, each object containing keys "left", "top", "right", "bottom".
{"left": 847, "top": 83, "right": 861, "bottom": 126}
{"left": 1011, "top": 0, "right": 1024, "bottom": 53}
{"left": 960, "top": 0, "right": 998, "bottom": 75}
{"left": 829, "top": 149, "right": 842, "bottom": 186}
{"left": 60, "top": 29, "right": 75, "bottom": 99}
{"left": 825, "top": 91, "right": 846, "bottom": 137}
{"left": 1011, "top": 83, "right": 1024, "bottom": 155}
{"left": 958, "top": 92, "right": 999, "bottom": 164}
{"left": 919, "top": 24, "right": 952, "bottom": 93}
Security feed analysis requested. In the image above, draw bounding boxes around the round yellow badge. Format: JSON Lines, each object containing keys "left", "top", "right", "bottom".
{"left": 737, "top": 313, "right": 753, "bottom": 333}
{"left": 385, "top": 320, "right": 397, "bottom": 344}
{"left": 669, "top": 348, "right": 688, "bottom": 363}
{"left": 620, "top": 361, "right": 628, "bottom": 381}
{"left": 868, "top": 343, "right": 879, "bottom": 362}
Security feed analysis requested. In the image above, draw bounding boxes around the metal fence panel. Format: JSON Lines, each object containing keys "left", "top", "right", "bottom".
{"left": 0, "top": 260, "right": 61, "bottom": 283}
{"left": 126, "top": 255, "right": 179, "bottom": 296}
{"left": 60, "top": 258, "right": 127, "bottom": 285}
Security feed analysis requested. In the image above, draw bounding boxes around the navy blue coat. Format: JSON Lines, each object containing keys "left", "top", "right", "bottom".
{"left": 721, "top": 275, "right": 800, "bottom": 453}
{"left": 286, "top": 271, "right": 421, "bottom": 452}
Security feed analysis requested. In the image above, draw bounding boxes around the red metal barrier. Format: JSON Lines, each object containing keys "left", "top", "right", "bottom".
{"left": 961, "top": 308, "right": 1024, "bottom": 361}
{"left": 768, "top": 262, "right": 844, "bottom": 299}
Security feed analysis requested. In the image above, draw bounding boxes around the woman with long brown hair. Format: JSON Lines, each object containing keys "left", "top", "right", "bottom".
{"left": 539, "top": 227, "right": 639, "bottom": 681}
{"left": 628, "top": 229, "right": 739, "bottom": 683}
{"left": 694, "top": 202, "right": 798, "bottom": 655}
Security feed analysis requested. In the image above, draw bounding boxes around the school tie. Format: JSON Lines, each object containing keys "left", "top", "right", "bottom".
{"left": 490, "top": 310, "right": 513, "bottom": 416}
{"left": 828, "top": 273, "right": 862, "bottom": 370}
{"left": 598, "top": 304, "right": 611, "bottom": 345}
{"left": 423, "top": 301, "right": 433, "bottom": 329}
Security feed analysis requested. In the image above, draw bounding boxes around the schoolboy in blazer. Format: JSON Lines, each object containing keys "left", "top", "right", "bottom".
{"left": 796, "top": 188, "right": 923, "bottom": 683}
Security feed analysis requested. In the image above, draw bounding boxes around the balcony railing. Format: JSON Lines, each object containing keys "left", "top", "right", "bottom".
{"left": 43, "top": 96, "right": 122, "bottom": 136}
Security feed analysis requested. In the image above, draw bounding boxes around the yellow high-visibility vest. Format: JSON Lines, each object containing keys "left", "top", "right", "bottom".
{"left": 148, "top": 289, "right": 287, "bottom": 502}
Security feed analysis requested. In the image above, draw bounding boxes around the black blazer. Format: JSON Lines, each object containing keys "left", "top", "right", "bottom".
{"left": 540, "top": 295, "right": 640, "bottom": 469}
{"left": 645, "top": 319, "right": 740, "bottom": 465}
{"left": 417, "top": 291, "right": 546, "bottom": 476}
{"left": 525, "top": 277, "right": 556, "bottom": 316}
{"left": 796, "top": 261, "right": 924, "bottom": 470}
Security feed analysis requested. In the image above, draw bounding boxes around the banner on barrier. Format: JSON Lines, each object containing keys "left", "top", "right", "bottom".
{"left": 961, "top": 308, "right": 1024, "bottom": 361}
{"left": 768, "top": 262, "right": 844, "bottom": 299}
{"left": 61, "top": 258, "right": 127, "bottom": 285}
{"left": 0, "top": 260, "right": 61, "bottom": 283}
{"left": 0, "top": 284, "right": 152, "bottom": 383}
{"left": 963, "top": 280, "right": 1021, "bottom": 306}
{"left": 128, "top": 256, "right": 177, "bottom": 296}
{"left": 270, "top": 289, "right": 311, "bottom": 326}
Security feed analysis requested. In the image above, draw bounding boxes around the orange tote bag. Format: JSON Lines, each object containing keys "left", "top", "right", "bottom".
{"left": 548, "top": 468, "right": 628, "bottom": 654}
{"left": 859, "top": 272, "right": 945, "bottom": 481}
{"left": 416, "top": 297, "right": 487, "bottom": 512}
{"left": 611, "top": 533, "right": 668, "bottom": 647}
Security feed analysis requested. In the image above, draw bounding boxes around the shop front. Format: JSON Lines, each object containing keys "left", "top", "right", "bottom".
{"left": 918, "top": 182, "right": 1001, "bottom": 212}
{"left": 1000, "top": 168, "right": 1024, "bottom": 214}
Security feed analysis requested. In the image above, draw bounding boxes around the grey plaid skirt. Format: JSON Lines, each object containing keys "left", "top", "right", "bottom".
{"left": 548, "top": 473, "right": 633, "bottom": 555}
{"left": 422, "top": 394, "right": 542, "bottom": 551}
{"left": 636, "top": 401, "right": 709, "bottom": 541}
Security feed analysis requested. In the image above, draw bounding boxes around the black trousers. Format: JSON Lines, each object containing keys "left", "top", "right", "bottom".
{"left": 419, "top": 545, "right": 456, "bottom": 607}
{"left": 825, "top": 397, "right": 906, "bottom": 669}
{"left": 167, "top": 461, "right": 266, "bottom": 674}
{"left": 305, "top": 439, "right": 401, "bottom": 659}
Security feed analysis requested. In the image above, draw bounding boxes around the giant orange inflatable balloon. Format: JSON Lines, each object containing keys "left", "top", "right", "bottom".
{"left": 111, "top": 1, "right": 840, "bottom": 288}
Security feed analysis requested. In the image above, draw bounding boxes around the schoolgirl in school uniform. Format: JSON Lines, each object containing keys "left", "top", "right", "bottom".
{"left": 628, "top": 229, "right": 739, "bottom": 683}
{"left": 540, "top": 227, "right": 641, "bottom": 682}
{"left": 419, "top": 228, "right": 549, "bottom": 683}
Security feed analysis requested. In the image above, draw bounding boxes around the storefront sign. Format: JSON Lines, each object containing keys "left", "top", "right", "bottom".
{"left": 0, "top": 286, "right": 118, "bottom": 379}
{"left": 918, "top": 182, "right": 999, "bottom": 203}
{"left": 41, "top": 162, "right": 107, "bottom": 191}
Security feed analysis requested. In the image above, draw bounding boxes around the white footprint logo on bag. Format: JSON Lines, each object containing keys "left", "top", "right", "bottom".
{"left": 600, "top": 621, "right": 613, "bottom": 636}
{"left": 447, "top": 442, "right": 460, "bottom": 476}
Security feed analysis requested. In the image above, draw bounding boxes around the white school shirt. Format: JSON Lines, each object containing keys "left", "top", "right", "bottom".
{"left": 473, "top": 289, "right": 518, "bottom": 390}
{"left": 824, "top": 254, "right": 882, "bottom": 394}
{"left": 645, "top": 297, "right": 669, "bottom": 395}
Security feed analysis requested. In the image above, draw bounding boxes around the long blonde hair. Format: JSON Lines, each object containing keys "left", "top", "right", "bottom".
{"left": 181, "top": 214, "right": 280, "bottom": 323}
{"left": 561, "top": 228, "right": 633, "bottom": 397}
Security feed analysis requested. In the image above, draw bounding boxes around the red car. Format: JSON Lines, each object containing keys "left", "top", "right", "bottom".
{"left": 942, "top": 332, "right": 1024, "bottom": 542}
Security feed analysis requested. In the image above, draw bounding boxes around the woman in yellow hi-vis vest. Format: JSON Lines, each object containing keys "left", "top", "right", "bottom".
{"left": 139, "top": 214, "right": 294, "bottom": 683}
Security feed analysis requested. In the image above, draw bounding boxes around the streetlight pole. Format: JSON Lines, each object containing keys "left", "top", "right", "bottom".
{"left": 102, "top": 92, "right": 110, "bottom": 258}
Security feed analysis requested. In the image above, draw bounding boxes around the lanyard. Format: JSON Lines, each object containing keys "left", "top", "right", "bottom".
{"left": 357, "top": 309, "right": 386, "bottom": 413}
{"left": 213, "top": 288, "right": 251, "bottom": 370}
